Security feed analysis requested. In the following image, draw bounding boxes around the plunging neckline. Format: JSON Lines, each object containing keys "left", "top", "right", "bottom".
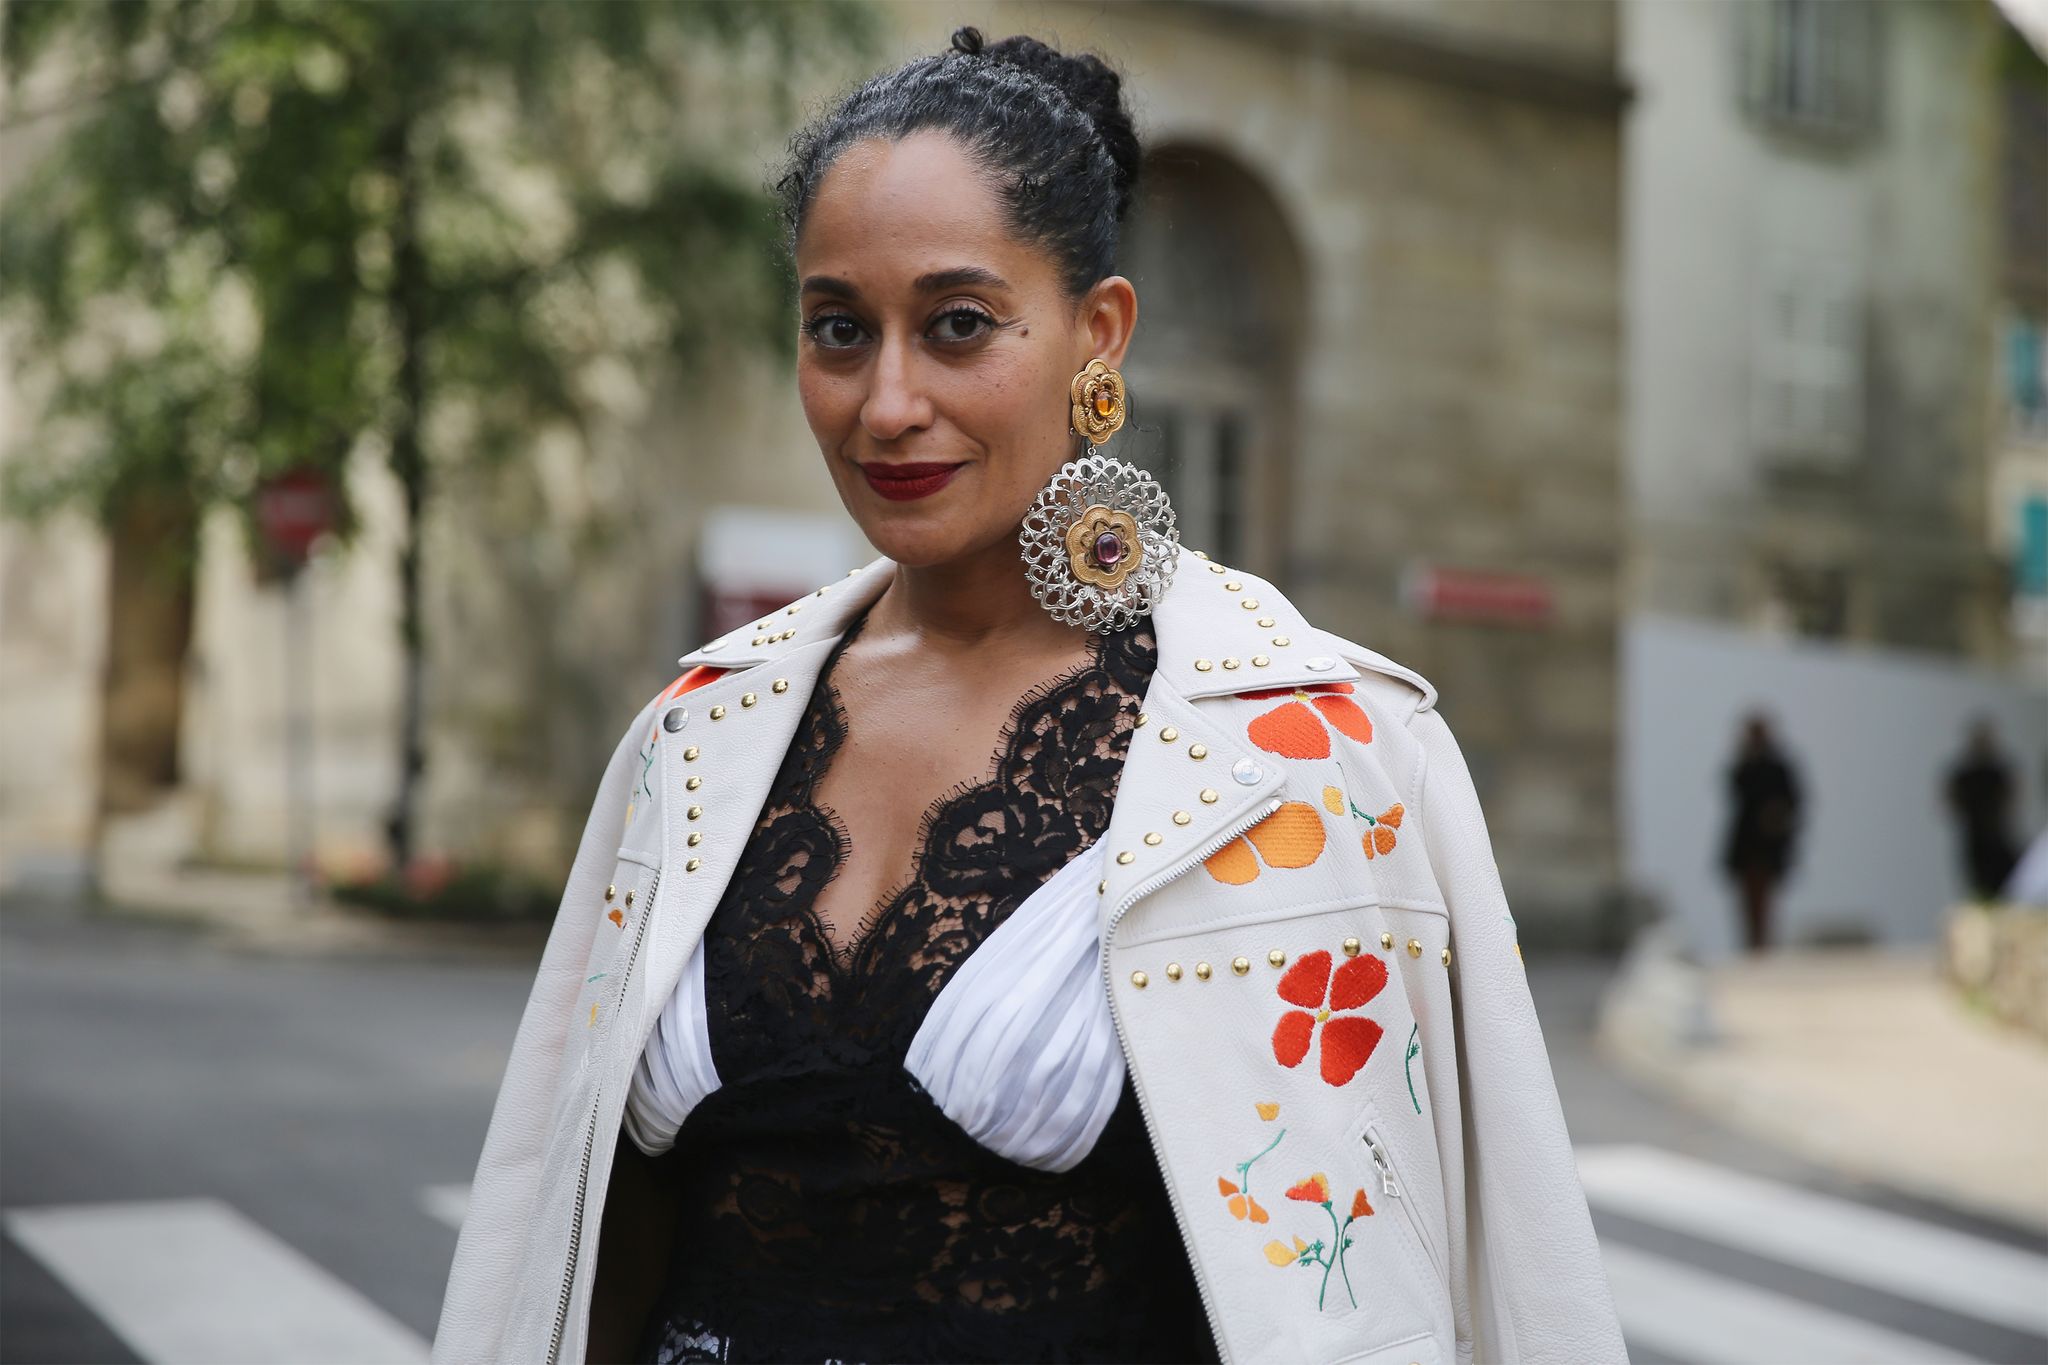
{"left": 793, "top": 604, "right": 1122, "bottom": 981}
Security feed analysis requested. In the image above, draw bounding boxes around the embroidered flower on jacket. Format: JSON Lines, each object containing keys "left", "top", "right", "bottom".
{"left": 1321, "top": 786, "right": 1405, "bottom": 859}
{"left": 1240, "top": 682, "right": 1373, "bottom": 760}
{"left": 1264, "top": 1169, "right": 1373, "bottom": 1309}
{"left": 1204, "top": 802, "right": 1327, "bottom": 885}
{"left": 1272, "top": 948, "right": 1388, "bottom": 1086}
{"left": 1217, "top": 1101, "right": 1285, "bottom": 1224}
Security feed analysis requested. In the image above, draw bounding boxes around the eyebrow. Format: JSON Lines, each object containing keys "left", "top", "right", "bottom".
{"left": 799, "top": 266, "right": 1013, "bottom": 300}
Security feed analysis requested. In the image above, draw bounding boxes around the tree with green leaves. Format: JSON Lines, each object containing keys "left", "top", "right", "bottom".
{"left": 1, "top": 0, "right": 870, "bottom": 870}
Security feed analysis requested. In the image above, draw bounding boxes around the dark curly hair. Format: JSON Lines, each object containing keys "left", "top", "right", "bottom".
{"left": 775, "top": 26, "right": 1142, "bottom": 299}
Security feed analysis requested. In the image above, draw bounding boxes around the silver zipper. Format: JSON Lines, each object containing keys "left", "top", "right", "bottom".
{"left": 1363, "top": 1121, "right": 1445, "bottom": 1287}
{"left": 546, "top": 867, "right": 662, "bottom": 1365}
{"left": 1099, "top": 795, "right": 1282, "bottom": 1365}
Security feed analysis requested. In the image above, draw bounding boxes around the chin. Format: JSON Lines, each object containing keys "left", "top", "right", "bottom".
{"left": 859, "top": 517, "right": 994, "bottom": 570}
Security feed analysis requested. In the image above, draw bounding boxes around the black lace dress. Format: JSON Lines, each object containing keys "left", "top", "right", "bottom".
{"left": 632, "top": 609, "right": 1217, "bottom": 1364}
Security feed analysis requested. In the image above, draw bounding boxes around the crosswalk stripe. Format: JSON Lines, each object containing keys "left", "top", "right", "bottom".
{"left": 4, "top": 1198, "right": 428, "bottom": 1365}
{"left": 1601, "top": 1242, "right": 1985, "bottom": 1365}
{"left": 1579, "top": 1144, "right": 2048, "bottom": 1338}
{"left": 419, "top": 1183, "right": 469, "bottom": 1232}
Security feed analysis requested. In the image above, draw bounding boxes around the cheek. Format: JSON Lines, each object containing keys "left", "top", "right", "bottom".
{"left": 951, "top": 356, "right": 1066, "bottom": 471}
{"left": 796, "top": 360, "right": 857, "bottom": 440}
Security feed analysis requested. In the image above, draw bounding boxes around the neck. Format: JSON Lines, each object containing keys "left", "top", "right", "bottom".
{"left": 869, "top": 533, "right": 1084, "bottom": 654}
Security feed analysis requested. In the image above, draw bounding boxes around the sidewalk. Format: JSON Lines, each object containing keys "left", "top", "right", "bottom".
{"left": 40, "top": 860, "right": 552, "bottom": 963}
{"left": 1599, "top": 934, "right": 2048, "bottom": 1235}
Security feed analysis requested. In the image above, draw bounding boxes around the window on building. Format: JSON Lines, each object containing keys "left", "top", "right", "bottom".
{"left": 1120, "top": 145, "right": 1303, "bottom": 577}
{"left": 2019, "top": 494, "right": 2048, "bottom": 601}
{"left": 1751, "top": 254, "right": 1865, "bottom": 466}
{"left": 1740, "top": 0, "right": 1880, "bottom": 139}
{"left": 1147, "top": 406, "right": 1247, "bottom": 564}
{"left": 2005, "top": 315, "right": 2048, "bottom": 438}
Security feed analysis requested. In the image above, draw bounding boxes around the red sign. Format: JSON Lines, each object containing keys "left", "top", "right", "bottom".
{"left": 256, "top": 468, "right": 337, "bottom": 567}
{"left": 1402, "top": 564, "right": 1554, "bottom": 626}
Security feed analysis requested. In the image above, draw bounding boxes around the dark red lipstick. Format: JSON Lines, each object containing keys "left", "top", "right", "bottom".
{"left": 860, "top": 460, "right": 963, "bottom": 501}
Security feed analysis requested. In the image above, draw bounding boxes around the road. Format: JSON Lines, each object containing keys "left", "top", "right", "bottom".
{"left": 3, "top": 901, "right": 2044, "bottom": 1364}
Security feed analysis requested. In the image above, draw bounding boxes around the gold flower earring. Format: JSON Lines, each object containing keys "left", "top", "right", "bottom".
{"left": 1019, "top": 359, "right": 1181, "bottom": 631}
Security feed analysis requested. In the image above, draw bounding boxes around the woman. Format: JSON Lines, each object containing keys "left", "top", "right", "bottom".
{"left": 433, "top": 29, "right": 1623, "bottom": 1365}
{"left": 1720, "top": 712, "right": 1802, "bottom": 952}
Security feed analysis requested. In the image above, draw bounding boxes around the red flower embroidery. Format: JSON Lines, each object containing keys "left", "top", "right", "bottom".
{"left": 1271, "top": 948, "right": 1387, "bottom": 1087}
{"left": 1241, "top": 682, "right": 1373, "bottom": 760}
{"left": 1285, "top": 1172, "right": 1331, "bottom": 1203}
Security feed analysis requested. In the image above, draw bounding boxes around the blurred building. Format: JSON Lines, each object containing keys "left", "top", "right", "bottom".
{"left": 3, "top": 0, "right": 2037, "bottom": 950}
{"left": 1620, "top": 0, "right": 2048, "bottom": 955}
{"left": 1, "top": 0, "right": 1636, "bottom": 938}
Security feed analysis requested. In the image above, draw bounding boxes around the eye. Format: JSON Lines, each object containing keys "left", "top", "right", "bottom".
{"left": 803, "top": 313, "right": 866, "bottom": 349}
{"left": 928, "top": 306, "right": 994, "bottom": 344}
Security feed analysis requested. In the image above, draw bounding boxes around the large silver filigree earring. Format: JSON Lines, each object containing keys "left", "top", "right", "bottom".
{"left": 1019, "top": 360, "right": 1180, "bottom": 632}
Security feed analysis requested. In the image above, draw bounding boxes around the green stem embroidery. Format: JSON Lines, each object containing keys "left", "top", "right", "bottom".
{"left": 1297, "top": 1202, "right": 1360, "bottom": 1310}
{"left": 1405, "top": 1023, "right": 1422, "bottom": 1113}
{"left": 1329, "top": 1201, "right": 1357, "bottom": 1309}
{"left": 1348, "top": 800, "right": 1376, "bottom": 824}
{"left": 1236, "top": 1127, "right": 1285, "bottom": 1200}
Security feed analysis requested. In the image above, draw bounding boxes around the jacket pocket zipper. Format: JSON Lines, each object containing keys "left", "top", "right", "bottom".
{"left": 547, "top": 866, "right": 661, "bottom": 1365}
{"left": 1362, "top": 1121, "right": 1446, "bottom": 1289}
{"left": 1100, "top": 795, "right": 1284, "bottom": 1365}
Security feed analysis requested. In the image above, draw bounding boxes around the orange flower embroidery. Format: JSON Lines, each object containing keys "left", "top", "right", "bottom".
{"left": 1205, "top": 802, "right": 1327, "bottom": 885}
{"left": 1272, "top": 948, "right": 1388, "bottom": 1087}
{"left": 1326, "top": 786, "right": 1404, "bottom": 859}
{"left": 1219, "top": 1176, "right": 1271, "bottom": 1224}
{"left": 1217, "top": 1101, "right": 1285, "bottom": 1225}
{"left": 1241, "top": 682, "right": 1372, "bottom": 760}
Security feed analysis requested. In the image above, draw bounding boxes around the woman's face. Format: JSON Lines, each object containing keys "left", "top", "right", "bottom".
{"left": 794, "top": 129, "right": 1137, "bottom": 569}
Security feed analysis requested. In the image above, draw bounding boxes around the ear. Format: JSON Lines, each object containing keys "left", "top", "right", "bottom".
{"left": 1078, "top": 275, "right": 1139, "bottom": 370}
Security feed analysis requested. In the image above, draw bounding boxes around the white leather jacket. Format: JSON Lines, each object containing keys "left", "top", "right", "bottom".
{"left": 431, "top": 554, "right": 1626, "bottom": 1365}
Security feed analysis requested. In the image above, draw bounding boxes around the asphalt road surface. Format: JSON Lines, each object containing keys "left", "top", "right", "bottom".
{"left": 4, "top": 901, "right": 2044, "bottom": 1364}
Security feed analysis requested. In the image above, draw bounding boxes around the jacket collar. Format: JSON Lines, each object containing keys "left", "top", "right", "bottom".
{"left": 668, "top": 552, "right": 1363, "bottom": 940}
{"left": 676, "top": 552, "right": 1364, "bottom": 697}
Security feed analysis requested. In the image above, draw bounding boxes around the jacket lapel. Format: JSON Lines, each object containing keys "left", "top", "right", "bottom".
{"left": 632, "top": 560, "right": 896, "bottom": 1025}
{"left": 636, "top": 551, "right": 1368, "bottom": 1012}
{"left": 1096, "top": 554, "right": 1362, "bottom": 936}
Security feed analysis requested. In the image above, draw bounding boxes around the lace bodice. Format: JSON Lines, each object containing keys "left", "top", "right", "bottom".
{"left": 633, "top": 609, "right": 1217, "bottom": 1363}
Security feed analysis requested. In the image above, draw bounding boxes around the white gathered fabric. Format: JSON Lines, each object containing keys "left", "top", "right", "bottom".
{"left": 623, "top": 937, "right": 720, "bottom": 1158}
{"left": 623, "top": 841, "right": 1124, "bottom": 1174}
{"left": 902, "top": 840, "right": 1124, "bottom": 1173}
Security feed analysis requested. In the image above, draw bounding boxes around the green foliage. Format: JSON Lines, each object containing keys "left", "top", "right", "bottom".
{"left": 0, "top": 0, "right": 874, "bottom": 534}
{"left": 329, "top": 858, "right": 561, "bottom": 923}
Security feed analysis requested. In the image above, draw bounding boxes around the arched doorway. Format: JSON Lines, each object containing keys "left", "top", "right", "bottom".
{"left": 1119, "top": 144, "right": 1308, "bottom": 579}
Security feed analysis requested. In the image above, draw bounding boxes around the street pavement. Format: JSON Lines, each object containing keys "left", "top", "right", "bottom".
{"left": 3, "top": 900, "right": 2045, "bottom": 1364}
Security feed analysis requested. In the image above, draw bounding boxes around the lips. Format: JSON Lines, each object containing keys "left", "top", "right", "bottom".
{"left": 859, "top": 460, "right": 964, "bottom": 502}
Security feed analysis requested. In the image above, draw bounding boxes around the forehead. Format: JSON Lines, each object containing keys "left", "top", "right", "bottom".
{"left": 797, "top": 130, "right": 1054, "bottom": 290}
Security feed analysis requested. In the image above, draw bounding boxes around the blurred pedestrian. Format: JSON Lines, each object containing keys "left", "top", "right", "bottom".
{"left": 1720, "top": 712, "right": 1802, "bottom": 952}
{"left": 1945, "top": 716, "right": 2019, "bottom": 902}
{"left": 434, "top": 26, "right": 1623, "bottom": 1365}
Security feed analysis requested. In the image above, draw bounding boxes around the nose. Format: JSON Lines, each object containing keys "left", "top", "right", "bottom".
{"left": 859, "top": 335, "right": 933, "bottom": 442}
